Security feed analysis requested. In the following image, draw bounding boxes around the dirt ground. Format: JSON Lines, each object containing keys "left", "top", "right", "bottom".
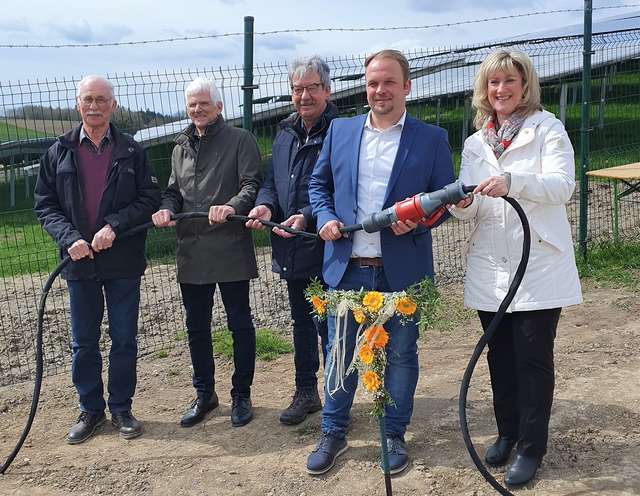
{"left": 0, "top": 280, "right": 639, "bottom": 496}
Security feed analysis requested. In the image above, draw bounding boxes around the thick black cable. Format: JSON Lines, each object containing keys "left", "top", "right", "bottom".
{"left": 458, "top": 196, "right": 530, "bottom": 496}
{"left": 0, "top": 211, "right": 314, "bottom": 475}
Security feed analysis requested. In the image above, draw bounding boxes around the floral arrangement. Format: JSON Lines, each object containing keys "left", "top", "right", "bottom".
{"left": 306, "top": 278, "right": 439, "bottom": 417}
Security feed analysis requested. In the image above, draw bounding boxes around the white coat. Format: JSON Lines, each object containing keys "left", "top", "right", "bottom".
{"left": 450, "top": 110, "right": 583, "bottom": 312}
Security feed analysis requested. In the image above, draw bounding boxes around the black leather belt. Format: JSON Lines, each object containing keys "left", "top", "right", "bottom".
{"left": 350, "top": 257, "right": 383, "bottom": 268}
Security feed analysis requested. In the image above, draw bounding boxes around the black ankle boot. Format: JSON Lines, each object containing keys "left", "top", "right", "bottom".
{"left": 505, "top": 453, "right": 541, "bottom": 487}
{"left": 485, "top": 436, "right": 516, "bottom": 466}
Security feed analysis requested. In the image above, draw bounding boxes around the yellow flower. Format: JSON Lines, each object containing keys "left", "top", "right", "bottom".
{"left": 362, "top": 370, "right": 382, "bottom": 392}
{"left": 352, "top": 307, "right": 366, "bottom": 324}
{"left": 362, "top": 291, "right": 384, "bottom": 312}
{"left": 310, "top": 296, "right": 327, "bottom": 315}
{"left": 363, "top": 325, "right": 389, "bottom": 349}
{"left": 358, "top": 343, "right": 374, "bottom": 365}
{"left": 396, "top": 296, "right": 417, "bottom": 316}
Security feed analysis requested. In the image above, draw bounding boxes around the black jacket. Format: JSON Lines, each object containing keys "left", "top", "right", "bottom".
{"left": 34, "top": 124, "right": 161, "bottom": 280}
{"left": 255, "top": 102, "right": 338, "bottom": 280}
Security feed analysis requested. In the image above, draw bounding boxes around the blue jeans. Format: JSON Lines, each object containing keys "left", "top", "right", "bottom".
{"left": 67, "top": 277, "right": 141, "bottom": 414}
{"left": 321, "top": 264, "right": 419, "bottom": 439}
{"left": 286, "top": 278, "right": 329, "bottom": 392}
{"left": 180, "top": 281, "right": 255, "bottom": 399}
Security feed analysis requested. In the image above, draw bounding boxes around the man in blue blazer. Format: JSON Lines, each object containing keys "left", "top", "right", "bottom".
{"left": 307, "top": 50, "right": 455, "bottom": 475}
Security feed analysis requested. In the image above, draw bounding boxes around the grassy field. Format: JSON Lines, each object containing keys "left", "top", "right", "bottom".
{"left": 0, "top": 120, "right": 47, "bottom": 142}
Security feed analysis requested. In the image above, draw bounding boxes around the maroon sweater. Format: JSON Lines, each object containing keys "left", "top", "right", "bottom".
{"left": 76, "top": 141, "right": 113, "bottom": 234}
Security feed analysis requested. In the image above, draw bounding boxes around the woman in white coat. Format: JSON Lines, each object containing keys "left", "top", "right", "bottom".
{"left": 450, "top": 49, "right": 582, "bottom": 487}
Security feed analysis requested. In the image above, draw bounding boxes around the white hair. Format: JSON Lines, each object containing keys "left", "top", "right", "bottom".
{"left": 185, "top": 78, "right": 222, "bottom": 104}
{"left": 76, "top": 75, "right": 115, "bottom": 99}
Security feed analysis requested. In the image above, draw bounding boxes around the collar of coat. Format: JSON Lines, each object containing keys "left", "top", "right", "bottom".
{"left": 464, "top": 109, "right": 557, "bottom": 169}
{"left": 279, "top": 101, "right": 339, "bottom": 141}
{"left": 176, "top": 115, "right": 225, "bottom": 151}
{"left": 58, "top": 122, "right": 138, "bottom": 161}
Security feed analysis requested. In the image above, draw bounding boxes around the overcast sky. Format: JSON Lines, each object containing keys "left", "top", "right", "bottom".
{"left": 0, "top": 0, "right": 631, "bottom": 82}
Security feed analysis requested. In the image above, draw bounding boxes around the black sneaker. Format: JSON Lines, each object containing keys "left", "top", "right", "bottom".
{"left": 111, "top": 411, "right": 143, "bottom": 440}
{"left": 385, "top": 436, "right": 409, "bottom": 475}
{"left": 66, "top": 411, "right": 106, "bottom": 445}
{"left": 231, "top": 396, "right": 253, "bottom": 427}
{"left": 306, "top": 433, "right": 348, "bottom": 475}
{"left": 279, "top": 389, "right": 322, "bottom": 425}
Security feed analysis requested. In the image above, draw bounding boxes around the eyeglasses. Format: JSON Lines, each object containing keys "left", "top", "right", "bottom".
{"left": 79, "top": 96, "right": 112, "bottom": 107}
{"left": 291, "top": 83, "right": 323, "bottom": 96}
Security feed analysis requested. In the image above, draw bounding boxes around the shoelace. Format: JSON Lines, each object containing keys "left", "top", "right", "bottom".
{"left": 386, "top": 437, "right": 403, "bottom": 454}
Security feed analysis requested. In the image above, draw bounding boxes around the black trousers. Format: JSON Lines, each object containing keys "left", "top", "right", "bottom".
{"left": 478, "top": 308, "right": 561, "bottom": 458}
{"left": 180, "top": 281, "right": 256, "bottom": 400}
{"left": 286, "top": 278, "right": 329, "bottom": 392}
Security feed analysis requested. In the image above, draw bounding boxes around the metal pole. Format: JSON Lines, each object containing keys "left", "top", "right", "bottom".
{"left": 579, "top": 0, "right": 592, "bottom": 260}
{"left": 378, "top": 415, "right": 393, "bottom": 496}
{"left": 242, "top": 16, "right": 256, "bottom": 133}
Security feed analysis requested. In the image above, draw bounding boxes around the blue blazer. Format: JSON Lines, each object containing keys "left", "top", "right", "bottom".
{"left": 309, "top": 114, "right": 455, "bottom": 290}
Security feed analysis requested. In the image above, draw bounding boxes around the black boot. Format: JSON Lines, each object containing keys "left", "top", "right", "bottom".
{"left": 111, "top": 411, "right": 143, "bottom": 439}
{"left": 66, "top": 411, "right": 106, "bottom": 445}
{"left": 505, "top": 453, "right": 541, "bottom": 487}
{"left": 231, "top": 395, "right": 253, "bottom": 427}
{"left": 485, "top": 436, "right": 516, "bottom": 466}
{"left": 279, "top": 389, "right": 322, "bottom": 425}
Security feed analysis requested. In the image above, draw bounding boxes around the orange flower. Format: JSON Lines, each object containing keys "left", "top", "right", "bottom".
{"left": 352, "top": 307, "right": 366, "bottom": 324}
{"left": 358, "top": 343, "right": 374, "bottom": 365}
{"left": 395, "top": 296, "right": 417, "bottom": 316}
{"left": 363, "top": 325, "right": 389, "bottom": 349}
{"left": 362, "top": 291, "right": 384, "bottom": 312}
{"left": 310, "top": 296, "right": 327, "bottom": 315}
{"left": 362, "top": 370, "right": 382, "bottom": 392}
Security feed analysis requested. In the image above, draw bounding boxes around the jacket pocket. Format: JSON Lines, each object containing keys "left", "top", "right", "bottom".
{"left": 528, "top": 219, "right": 568, "bottom": 253}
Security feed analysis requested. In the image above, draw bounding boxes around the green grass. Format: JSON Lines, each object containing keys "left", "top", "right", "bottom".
{"left": 576, "top": 241, "right": 640, "bottom": 288}
{"left": 213, "top": 327, "right": 293, "bottom": 361}
{"left": 0, "top": 120, "right": 46, "bottom": 142}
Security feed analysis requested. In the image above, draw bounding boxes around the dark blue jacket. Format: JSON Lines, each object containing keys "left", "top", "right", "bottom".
{"left": 256, "top": 102, "right": 338, "bottom": 280}
{"left": 34, "top": 124, "right": 161, "bottom": 281}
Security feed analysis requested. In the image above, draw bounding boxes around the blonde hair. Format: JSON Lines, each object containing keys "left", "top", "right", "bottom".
{"left": 472, "top": 49, "right": 542, "bottom": 130}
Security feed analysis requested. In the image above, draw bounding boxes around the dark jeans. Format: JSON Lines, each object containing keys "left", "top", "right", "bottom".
{"left": 67, "top": 277, "right": 141, "bottom": 414}
{"left": 321, "top": 264, "right": 419, "bottom": 439}
{"left": 478, "top": 308, "right": 561, "bottom": 458}
{"left": 180, "top": 281, "right": 255, "bottom": 399}
{"left": 286, "top": 278, "right": 329, "bottom": 392}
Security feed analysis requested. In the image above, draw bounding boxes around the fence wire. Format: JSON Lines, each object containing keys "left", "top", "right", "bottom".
{"left": 1, "top": 29, "right": 639, "bottom": 385}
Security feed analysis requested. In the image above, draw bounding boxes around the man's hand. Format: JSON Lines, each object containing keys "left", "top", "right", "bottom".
{"left": 91, "top": 224, "right": 116, "bottom": 252}
{"left": 474, "top": 176, "right": 509, "bottom": 198}
{"left": 319, "top": 219, "right": 345, "bottom": 241}
{"left": 273, "top": 213, "right": 306, "bottom": 238}
{"left": 453, "top": 195, "right": 474, "bottom": 209}
{"left": 68, "top": 239, "right": 93, "bottom": 261}
{"left": 245, "top": 205, "right": 272, "bottom": 230}
{"left": 209, "top": 205, "right": 235, "bottom": 224}
{"left": 390, "top": 219, "right": 418, "bottom": 236}
{"left": 152, "top": 209, "right": 175, "bottom": 227}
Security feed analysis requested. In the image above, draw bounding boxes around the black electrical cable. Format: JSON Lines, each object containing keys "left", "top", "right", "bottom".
{"left": 0, "top": 211, "right": 315, "bottom": 475}
{"left": 458, "top": 195, "right": 530, "bottom": 496}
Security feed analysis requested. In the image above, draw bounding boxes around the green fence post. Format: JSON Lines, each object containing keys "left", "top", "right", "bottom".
{"left": 242, "top": 16, "right": 257, "bottom": 133}
{"left": 579, "top": 0, "right": 592, "bottom": 260}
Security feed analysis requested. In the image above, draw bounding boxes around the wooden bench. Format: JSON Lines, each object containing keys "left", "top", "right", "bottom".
{"left": 587, "top": 162, "right": 640, "bottom": 241}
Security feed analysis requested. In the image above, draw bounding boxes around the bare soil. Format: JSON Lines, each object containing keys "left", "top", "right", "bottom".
{"left": 0, "top": 280, "right": 638, "bottom": 496}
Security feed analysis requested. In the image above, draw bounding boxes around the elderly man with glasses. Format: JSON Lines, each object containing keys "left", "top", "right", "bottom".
{"left": 247, "top": 56, "right": 335, "bottom": 425}
{"left": 35, "top": 75, "right": 161, "bottom": 444}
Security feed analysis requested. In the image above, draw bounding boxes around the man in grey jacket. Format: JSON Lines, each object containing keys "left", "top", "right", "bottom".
{"left": 152, "top": 77, "right": 261, "bottom": 428}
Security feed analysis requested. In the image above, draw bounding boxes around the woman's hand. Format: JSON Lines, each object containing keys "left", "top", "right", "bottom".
{"left": 473, "top": 175, "right": 509, "bottom": 198}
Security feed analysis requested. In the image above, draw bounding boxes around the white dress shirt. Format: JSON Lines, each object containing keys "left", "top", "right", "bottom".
{"left": 352, "top": 111, "right": 406, "bottom": 258}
